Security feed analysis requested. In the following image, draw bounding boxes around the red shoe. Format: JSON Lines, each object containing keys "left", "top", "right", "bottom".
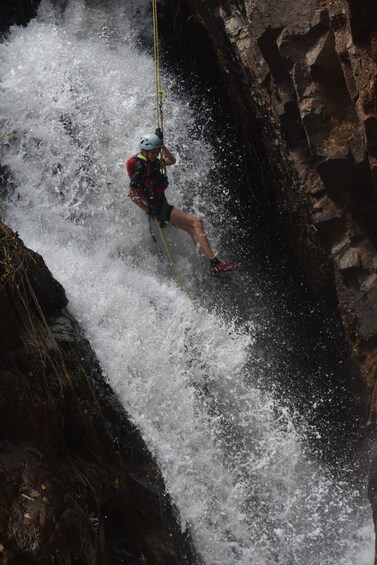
{"left": 210, "top": 258, "right": 238, "bottom": 275}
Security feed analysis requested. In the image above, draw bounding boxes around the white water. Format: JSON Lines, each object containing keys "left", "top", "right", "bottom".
{"left": 0, "top": 1, "right": 374, "bottom": 563}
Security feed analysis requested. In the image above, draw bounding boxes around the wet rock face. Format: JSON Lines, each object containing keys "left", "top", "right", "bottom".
{"left": 0, "top": 224, "right": 196, "bottom": 564}
{"left": 179, "top": 0, "right": 377, "bottom": 414}
{"left": 0, "top": 0, "right": 40, "bottom": 36}
{"left": 348, "top": 0, "right": 377, "bottom": 43}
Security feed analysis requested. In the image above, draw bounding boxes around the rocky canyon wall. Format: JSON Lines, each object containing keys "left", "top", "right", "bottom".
{"left": 178, "top": 0, "right": 377, "bottom": 423}
{"left": 0, "top": 224, "right": 196, "bottom": 563}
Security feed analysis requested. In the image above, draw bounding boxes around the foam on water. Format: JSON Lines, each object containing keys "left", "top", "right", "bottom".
{"left": 0, "top": 1, "right": 374, "bottom": 562}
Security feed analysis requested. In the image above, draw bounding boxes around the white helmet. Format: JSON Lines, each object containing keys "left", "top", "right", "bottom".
{"left": 139, "top": 133, "right": 162, "bottom": 151}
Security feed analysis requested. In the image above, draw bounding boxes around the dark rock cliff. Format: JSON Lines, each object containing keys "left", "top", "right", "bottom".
{"left": 0, "top": 223, "right": 197, "bottom": 564}
{"left": 173, "top": 0, "right": 377, "bottom": 418}
{"left": 0, "top": 0, "right": 39, "bottom": 37}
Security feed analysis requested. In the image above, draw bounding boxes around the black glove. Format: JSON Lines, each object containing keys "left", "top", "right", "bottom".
{"left": 155, "top": 127, "right": 163, "bottom": 143}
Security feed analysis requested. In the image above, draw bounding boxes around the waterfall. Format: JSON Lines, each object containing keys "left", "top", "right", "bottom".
{"left": 0, "top": 1, "right": 374, "bottom": 563}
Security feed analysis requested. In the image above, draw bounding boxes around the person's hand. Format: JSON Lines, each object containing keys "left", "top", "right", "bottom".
{"left": 155, "top": 127, "right": 163, "bottom": 143}
{"left": 128, "top": 187, "right": 140, "bottom": 201}
{"left": 128, "top": 188, "right": 148, "bottom": 212}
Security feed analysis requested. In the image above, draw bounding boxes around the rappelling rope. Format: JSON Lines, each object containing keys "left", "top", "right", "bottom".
{"left": 151, "top": 1, "right": 194, "bottom": 305}
{"left": 152, "top": 0, "right": 164, "bottom": 132}
{"left": 154, "top": 219, "right": 194, "bottom": 304}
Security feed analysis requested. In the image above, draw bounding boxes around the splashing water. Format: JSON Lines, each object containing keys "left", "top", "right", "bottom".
{"left": 0, "top": 1, "right": 374, "bottom": 563}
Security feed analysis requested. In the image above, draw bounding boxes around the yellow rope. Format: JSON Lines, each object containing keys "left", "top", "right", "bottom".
{"left": 152, "top": 0, "right": 164, "bottom": 130}
{"left": 154, "top": 220, "right": 195, "bottom": 304}
{"left": 0, "top": 130, "right": 17, "bottom": 142}
{"left": 151, "top": 3, "right": 194, "bottom": 303}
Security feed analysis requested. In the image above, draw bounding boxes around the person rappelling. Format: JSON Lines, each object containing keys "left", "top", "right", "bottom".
{"left": 126, "top": 131, "right": 238, "bottom": 275}
{"left": 126, "top": 0, "right": 237, "bottom": 277}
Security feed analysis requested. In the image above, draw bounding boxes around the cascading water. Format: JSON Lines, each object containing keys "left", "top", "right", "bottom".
{"left": 0, "top": 1, "right": 374, "bottom": 563}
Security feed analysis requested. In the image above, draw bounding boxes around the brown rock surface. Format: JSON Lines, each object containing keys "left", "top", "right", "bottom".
{"left": 0, "top": 223, "right": 197, "bottom": 564}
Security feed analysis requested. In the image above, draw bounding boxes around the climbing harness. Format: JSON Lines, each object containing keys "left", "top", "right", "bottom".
{"left": 150, "top": 0, "right": 194, "bottom": 304}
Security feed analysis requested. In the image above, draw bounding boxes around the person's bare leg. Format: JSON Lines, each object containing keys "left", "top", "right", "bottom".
{"left": 170, "top": 208, "right": 215, "bottom": 261}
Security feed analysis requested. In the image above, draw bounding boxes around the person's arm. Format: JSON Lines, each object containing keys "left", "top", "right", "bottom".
{"left": 161, "top": 145, "right": 176, "bottom": 166}
{"left": 128, "top": 187, "right": 149, "bottom": 213}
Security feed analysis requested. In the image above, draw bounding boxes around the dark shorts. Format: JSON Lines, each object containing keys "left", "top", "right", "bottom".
{"left": 163, "top": 202, "right": 174, "bottom": 223}
{"left": 155, "top": 196, "right": 173, "bottom": 225}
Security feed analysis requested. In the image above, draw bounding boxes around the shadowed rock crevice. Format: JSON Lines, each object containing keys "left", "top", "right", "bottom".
{"left": 348, "top": 0, "right": 377, "bottom": 45}
{"left": 0, "top": 0, "right": 40, "bottom": 37}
